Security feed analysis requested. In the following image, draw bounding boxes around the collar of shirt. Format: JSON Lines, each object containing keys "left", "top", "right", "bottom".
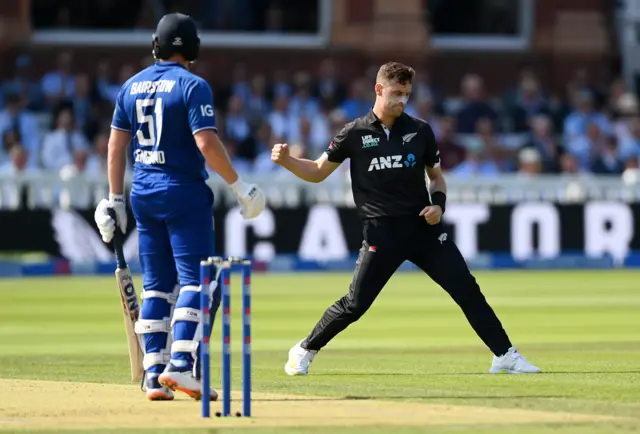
{"left": 364, "top": 108, "right": 407, "bottom": 129}
{"left": 154, "top": 61, "right": 186, "bottom": 70}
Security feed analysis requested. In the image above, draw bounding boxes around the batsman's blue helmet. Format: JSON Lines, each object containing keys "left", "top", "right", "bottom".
{"left": 152, "top": 13, "right": 200, "bottom": 62}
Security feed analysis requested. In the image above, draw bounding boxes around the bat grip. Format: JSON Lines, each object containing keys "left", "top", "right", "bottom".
{"left": 107, "top": 207, "right": 127, "bottom": 269}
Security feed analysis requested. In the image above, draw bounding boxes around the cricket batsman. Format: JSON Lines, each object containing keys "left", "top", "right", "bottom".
{"left": 272, "top": 62, "right": 541, "bottom": 376}
{"left": 93, "top": 13, "right": 266, "bottom": 401}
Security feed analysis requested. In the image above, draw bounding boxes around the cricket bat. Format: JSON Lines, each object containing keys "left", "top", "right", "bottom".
{"left": 108, "top": 209, "right": 144, "bottom": 383}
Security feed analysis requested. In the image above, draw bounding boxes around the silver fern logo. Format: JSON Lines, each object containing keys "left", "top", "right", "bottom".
{"left": 402, "top": 132, "right": 417, "bottom": 144}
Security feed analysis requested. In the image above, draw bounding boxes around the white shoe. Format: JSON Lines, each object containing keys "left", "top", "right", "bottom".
{"left": 489, "top": 346, "right": 541, "bottom": 374}
{"left": 284, "top": 339, "right": 317, "bottom": 376}
{"left": 158, "top": 365, "right": 219, "bottom": 401}
{"left": 142, "top": 373, "right": 174, "bottom": 401}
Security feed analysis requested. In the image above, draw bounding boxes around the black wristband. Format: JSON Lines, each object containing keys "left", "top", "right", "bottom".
{"left": 431, "top": 191, "right": 446, "bottom": 214}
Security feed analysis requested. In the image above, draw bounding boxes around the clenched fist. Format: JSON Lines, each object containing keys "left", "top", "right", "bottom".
{"left": 419, "top": 205, "right": 443, "bottom": 225}
{"left": 271, "top": 143, "right": 290, "bottom": 165}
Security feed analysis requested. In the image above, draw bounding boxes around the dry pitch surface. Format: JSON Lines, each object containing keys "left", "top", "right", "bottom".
{"left": 0, "top": 379, "right": 620, "bottom": 431}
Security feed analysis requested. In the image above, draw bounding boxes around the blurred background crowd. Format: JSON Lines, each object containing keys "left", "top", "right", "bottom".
{"left": 2, "top": 50, "right": 639, "bottom": 182}
{"left": 1, "top": 0, "right": 638, "bottom": 183}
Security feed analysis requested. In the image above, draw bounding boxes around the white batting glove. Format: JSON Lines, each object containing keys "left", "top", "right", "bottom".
{"left": 94, "top": 194, "right": 127, "bottom": 243}
{"left": 229, "top": 178, "right": 265, "bottom": 220}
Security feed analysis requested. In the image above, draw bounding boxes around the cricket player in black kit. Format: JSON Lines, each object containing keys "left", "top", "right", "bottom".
{"left": 272, "top": 62, "right": 541, "bottom": 375}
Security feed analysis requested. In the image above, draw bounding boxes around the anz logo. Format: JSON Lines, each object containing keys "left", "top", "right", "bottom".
{"left": 368, "top": 153, "right": 417, "bottom": 171}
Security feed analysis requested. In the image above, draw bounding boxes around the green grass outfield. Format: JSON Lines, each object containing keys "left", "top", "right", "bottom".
{"left": 0, "top": 270, "right": 639, "bottom": 433}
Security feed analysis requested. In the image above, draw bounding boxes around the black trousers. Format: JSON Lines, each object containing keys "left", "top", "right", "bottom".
{"left": 302, "top": 216, "right": 512, "bottom": 356}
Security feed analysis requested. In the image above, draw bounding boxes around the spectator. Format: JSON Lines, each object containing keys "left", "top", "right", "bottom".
{"left": 559, "top": 152, "right": 585, "bottom": 175}
{"left": 117, "top": 64, "right": 136, "bottom": 87}
{"left": 566, "top": 67, "right": 605, "bottom": 109}
{"left": 230, "top": 64, "right": 252, "bottom": 103}
{"left": 289, "top": 72, "right": 319, "bottom": 119}
{"left": 252, "top": 122, "right": 279, "bottom": 173}
{"left": 563, "top": 90, "right": 611, "bottom": 140}
{"left": 611, "top": 92, "right": 638, "bottom": 144}
{"left": 95, "top": 60, "right": 120, "bottom": 104}
{"left": 225, "top": 95, "right": 251, "bottom": 156}
{"left": 565, "top": 121, "right": 607, "bottom": 170}
{"left": 227, "top": 140, "right": 253, "bottom": 175}
{"left": 624, "top": 155, "right": 639, "bottom": 170}
{"left": 522, "top": 115, "right": 563, "bottom": 173}
{"left": 290, "top": 116, "right": 313, "bottom": 152}
{"left": 0, "top": 92, "right": 41, "bottom": 167}
{"left": 2, "top": 54, "right": 45, "bottom": 112}
{"left": 314, "top": 58, "right": 346, "bottom": 103}
{"left": 0, "top": 144, "right": 30, "bottom": 175}
{"left": 411, "top": 70, "right": 438, "bottom": 105}
{"left": 451, "top": 140, "right": 500, "bottom": 177}
{"left": 290, "top": 97, "right": 332, "bottom": 155}
{"left": 40, "top": 108, "right": 90, "bottom": 172}
{"left": 272, "top": 69, "right": 292, "bottom": 99}
{"left": 0, "top": 146, "right": 35, "bottom": 209}
{"left": 474, "top": 117, "right": 514, "bottom": 171}
{"left": 84, "top": 131, "right": 109, "bottom": 179}
{"left": 268, "top": 95, "right": 294, "bottom": 143}
{"left": 340, "top": 78, "right": 371, "bottom": 120}
{"left": 72, "top": 73, "right": 94, "bottom": 131}
{"left": 508, "top": 73, "right": 550, "bottom": 133}
{"left": 41, "top": 52, "right": 76, "bottom": 108}
{"left": 591, "top": 136, "right": 624, "bottom": 175}
{"left": 408, "top": 98, "right": 441, "bottom": 140}
{"left": 618, "top": 116, "right": 640, "bottom": 161}
{"left": 517, "top": 148, "right": 543, "bottom": 176}
{"left": 436, "top": 115, "right": 466, "bottom": 171}
{"left": 212, "top": 119, "right": 252, "bottom": 176}
{"left": 455, "top": 74, "right": 499, "bottom": 133}
{"left": 0, "top": 129, "right": 21, "bottom": 166}
{"left": 245, "top": 75, "right": 270, "bottom": 123}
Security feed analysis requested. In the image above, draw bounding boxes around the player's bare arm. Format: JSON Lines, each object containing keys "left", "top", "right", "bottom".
{"left": 195, "top": 129, "right": 265, "bottom": 219}
{"left": 419, "top": 165, "right": 446, "bottom": 225}
{"left": 426, "top": 165, "right": 447, "bottom": 196}
{"left": 272, "top": 144, "right": 340, "bottom": 183}
{"left": 194, "top": 129, "right": 239, "bottom": 185}
{"left": 107, "top": 128, "right": 131, "bottom": 196}
{"left": 95, "top": 127, "right": 132, "bottom": 237}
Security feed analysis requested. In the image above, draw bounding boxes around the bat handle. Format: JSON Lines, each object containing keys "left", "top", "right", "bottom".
{"left": 106, "top": 208, "right": 127, "bottom": 269}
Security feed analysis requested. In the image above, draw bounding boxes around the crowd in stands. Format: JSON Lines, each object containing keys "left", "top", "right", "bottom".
{"left": 1, "top": 51, "right": 639, "bottom": 186}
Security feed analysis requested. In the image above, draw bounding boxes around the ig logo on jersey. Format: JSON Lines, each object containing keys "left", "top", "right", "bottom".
{"left": 200, "top": 104, "right": 214, "bottom": 117}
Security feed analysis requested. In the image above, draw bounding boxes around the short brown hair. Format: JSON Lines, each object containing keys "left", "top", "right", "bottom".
{"left": 376, "top": 62, "right": 415, "bottom": 85}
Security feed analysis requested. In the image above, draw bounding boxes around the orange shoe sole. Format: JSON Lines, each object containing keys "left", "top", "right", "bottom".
{"left": 158, "top": 375, "right": 218, "bottom": 402}
{"left": 147, "top": 390, "right": 174, "bottom": 401}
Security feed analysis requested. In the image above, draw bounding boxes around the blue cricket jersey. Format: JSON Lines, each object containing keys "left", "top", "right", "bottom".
{"left": 111, "top": 61, "right": 217, "bottom": 184}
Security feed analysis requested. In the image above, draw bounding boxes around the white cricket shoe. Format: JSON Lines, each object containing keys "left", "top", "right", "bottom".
{"left": 284, "top": 340, "right": 317, "bottom": 376}
{"left": 158, "top": 364, "right": 219, "bottom": 401}
{"left": 489, "top": 346, "right": 541, "bottom": 374}
{"left": 143, "top": 373, "right": 174, "bottom": 401}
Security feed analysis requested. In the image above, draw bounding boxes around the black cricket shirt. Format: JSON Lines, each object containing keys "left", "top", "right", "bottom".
{"left": 325, "top": 109, "right": 441, "bottom": 219}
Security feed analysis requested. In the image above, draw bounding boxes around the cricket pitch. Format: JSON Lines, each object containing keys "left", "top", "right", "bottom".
{"left": 0, "top": 379, "right": 620, "bottom": 431}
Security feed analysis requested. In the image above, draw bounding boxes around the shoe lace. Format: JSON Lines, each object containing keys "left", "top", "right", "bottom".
{"left": 300, "top": 351, "right": 315, "bottom": 367}
{"left": 507, "top": 347, "right": 523, "bottom": 360}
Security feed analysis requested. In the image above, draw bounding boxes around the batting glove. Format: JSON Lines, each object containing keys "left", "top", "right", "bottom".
{"left": 94, "top": 194, "right": 127, "bottom": 243}
{"left": 229, "top": 178, "right": 266, "bottom": 220}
